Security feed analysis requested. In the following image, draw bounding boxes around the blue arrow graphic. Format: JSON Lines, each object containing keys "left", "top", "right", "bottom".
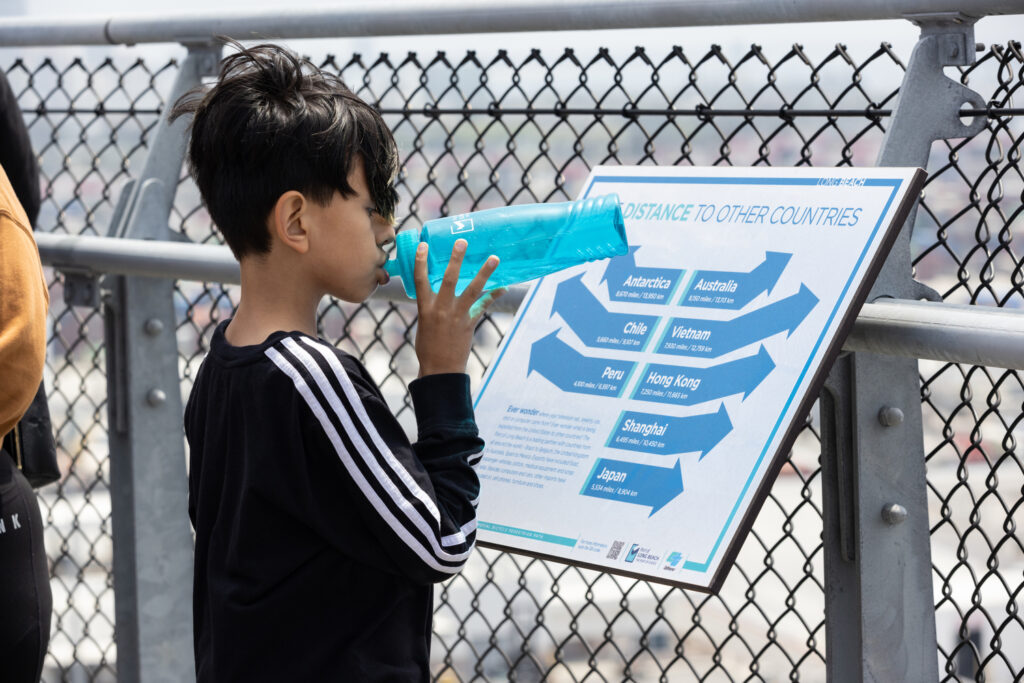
{"left": 551, "top": 274, "right": 661, "bottom": 350}
{"left": 607, "top": 404, "right": 732, "bottom": 460}
{"left": 600, "top": 246, "right": 685, "bottom": 305}
{"left": 657, "top": 284, "right": 818, "bottom": 358}
{"left": 581, "top": 457, "right": 684, "bottom": 516}
{"left": 631, "top": 346, "right": 775, "bottom": 406}
{"left": 528, "top": 330, "right": 637, "bottom": 397}
{"left": 681, "top": 252, "right": 791, "bottom": 310}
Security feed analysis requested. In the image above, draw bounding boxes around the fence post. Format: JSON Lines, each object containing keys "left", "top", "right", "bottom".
{"left": 820, "top": 13, "right": 986, "bottom": 682}
{"left": 104, "top": 43, "right": 221, "bottom": 683}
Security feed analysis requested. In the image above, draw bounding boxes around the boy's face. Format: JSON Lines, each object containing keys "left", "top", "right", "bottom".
{"left": 305, "top": 158, "right": 395, "bottom": 303}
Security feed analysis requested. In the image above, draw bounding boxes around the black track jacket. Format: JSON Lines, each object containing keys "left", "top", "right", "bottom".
{"left": 184, "top": 321, "right": 482, "bottom": 682}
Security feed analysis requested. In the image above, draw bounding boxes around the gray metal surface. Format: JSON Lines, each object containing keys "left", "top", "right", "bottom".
{"left": 0, "top": 0, "right": 1021, "bottom": 46}
{"left": 820, "top": 14, "right": 984, "bottom": 683}
{"left": 846, "top": 299, "right": 1024, "bottom": 370}
{"left": 37, "top": 233, "right": 241, "bottom": 284}
{"left": 104, "top": 275, "right": 194, "bottom": 683}
{"left": 102, "top": 44, "right": 220, "bottom": 683}
{"left": 868, "top": 14, "right": 988, "bottom": 301}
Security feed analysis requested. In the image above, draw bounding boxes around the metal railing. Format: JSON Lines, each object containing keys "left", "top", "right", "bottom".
{"left": 32, "top": 231, "right": 1024, "bottom": 370}
{"left": 1, "top": 1, "right": 1023, "bottom": 46}
{"left": 3, "top": 2, "right": 1023, "bottom": 681}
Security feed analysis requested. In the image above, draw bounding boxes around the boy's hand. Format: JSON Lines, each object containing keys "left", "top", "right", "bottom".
{"left": 414, "top": 239, "right": 504, "bottom": 377}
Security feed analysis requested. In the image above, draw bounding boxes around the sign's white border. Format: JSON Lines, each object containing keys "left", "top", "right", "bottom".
{"left": 473, "top": 165, "right": 925, "bottom": 592}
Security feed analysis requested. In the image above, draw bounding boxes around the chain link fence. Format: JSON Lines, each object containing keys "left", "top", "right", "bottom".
{"left": 5, "top": 33, "right": 1022, "bottom": 681}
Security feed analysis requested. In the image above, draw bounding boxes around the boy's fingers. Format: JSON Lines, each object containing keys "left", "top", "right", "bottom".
{"left": 468, "top": 287, "right": 506, "bottom": 323}
{"left": 412, "top": 241, "right": 432, "bottom": 303}
{"left": 458, "top": 255, "right": 500, "bottom": 306}
{"left": 438, "top": 239, "right": 467, "bottom": 298}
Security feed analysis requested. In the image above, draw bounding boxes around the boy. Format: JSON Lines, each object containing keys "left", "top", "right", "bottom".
{"left": 173, "top": 42, "right": 502, "bottom": 681}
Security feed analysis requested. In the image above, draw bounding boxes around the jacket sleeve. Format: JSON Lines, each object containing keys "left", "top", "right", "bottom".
{"left": 0, "top": 168, "right": 48, "bottom": 438}
{"left": 264, "top": 335, "right": 482, "bottom": 585}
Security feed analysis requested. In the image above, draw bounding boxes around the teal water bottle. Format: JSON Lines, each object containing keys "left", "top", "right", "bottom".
{"left": 384, "top": 193, "right": 627, "bottom": 298}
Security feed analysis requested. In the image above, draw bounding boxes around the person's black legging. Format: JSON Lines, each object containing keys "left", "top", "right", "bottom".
{"left": 0, "top": 451, "right": 51, "bottom": 683}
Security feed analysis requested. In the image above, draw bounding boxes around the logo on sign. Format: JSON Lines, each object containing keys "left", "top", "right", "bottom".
{"left": 625, "top": 544, "right": 641, "bottom": 563}
{"left": 663, "top": 552, "right": 683, "bottom": 571}
{"left": 451, "top": 218, "right": 475, "bottom": 234}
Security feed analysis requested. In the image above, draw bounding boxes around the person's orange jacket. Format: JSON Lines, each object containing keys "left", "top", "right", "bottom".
{"left": 0, "top": 161, "right": 48, "bottom": 438}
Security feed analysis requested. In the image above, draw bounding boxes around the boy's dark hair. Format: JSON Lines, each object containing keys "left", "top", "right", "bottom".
{"left": 170, "top": 40, "right": 399, "bottom": 259}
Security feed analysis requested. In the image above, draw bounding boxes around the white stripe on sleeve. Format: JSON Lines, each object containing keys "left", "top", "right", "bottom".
{"left": 270, "top": 340, "right": 475, "bottom": 565}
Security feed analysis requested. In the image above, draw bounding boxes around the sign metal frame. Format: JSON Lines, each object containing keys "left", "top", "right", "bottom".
{"left": 473, "top": 165, "right": 927, "bottom": 592}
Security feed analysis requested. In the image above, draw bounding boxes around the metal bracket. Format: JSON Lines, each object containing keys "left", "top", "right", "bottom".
{"left": 102, "top": 279, "right": 129, "bottom": 435}
{"left": 903, "top": 11, "right": 978, "bottom": 66}
{"left": 62, "top": 268, "right": 102, "bottom": 308}
{"left": 871, "top": 15, "right": 987, "bottom": 302}
{"left": 821, "top": 355, "right": 857, "bottom": 563}
{"left": 181, "top": 40, "right": 222, "bottom": 77}
{"left": 878, "top": 14, "right": 986, "bottom": 174}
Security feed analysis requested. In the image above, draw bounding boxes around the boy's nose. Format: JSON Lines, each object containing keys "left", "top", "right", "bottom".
{"left": 377, "top": 219, "right": 397, "bottom": 249}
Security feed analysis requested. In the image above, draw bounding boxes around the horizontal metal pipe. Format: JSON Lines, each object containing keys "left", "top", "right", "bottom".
{"left": 843, "top": 299, "right": 1024, "bottom": 370}
{"left": 37, "top": 232, "right": 242, "bottom": 285}
{"left": 0, "top": 0, "right": 1020, "bottom": 47}
{"left": 35, "top": 232, "right": 1024, "bottom": 369}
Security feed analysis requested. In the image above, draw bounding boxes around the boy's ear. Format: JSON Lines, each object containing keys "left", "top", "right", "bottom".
{"left": 272, "top": 190, "right": 310, "bottom": 255}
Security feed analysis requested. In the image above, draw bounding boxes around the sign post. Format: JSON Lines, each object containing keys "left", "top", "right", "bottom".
{"left": 473, "top": 165, "right": 925, "bottom": 592}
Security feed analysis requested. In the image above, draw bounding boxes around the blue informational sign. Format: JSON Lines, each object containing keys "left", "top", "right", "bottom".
{"left": 472, "top": 165, "right": 925, "bottom": 592}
